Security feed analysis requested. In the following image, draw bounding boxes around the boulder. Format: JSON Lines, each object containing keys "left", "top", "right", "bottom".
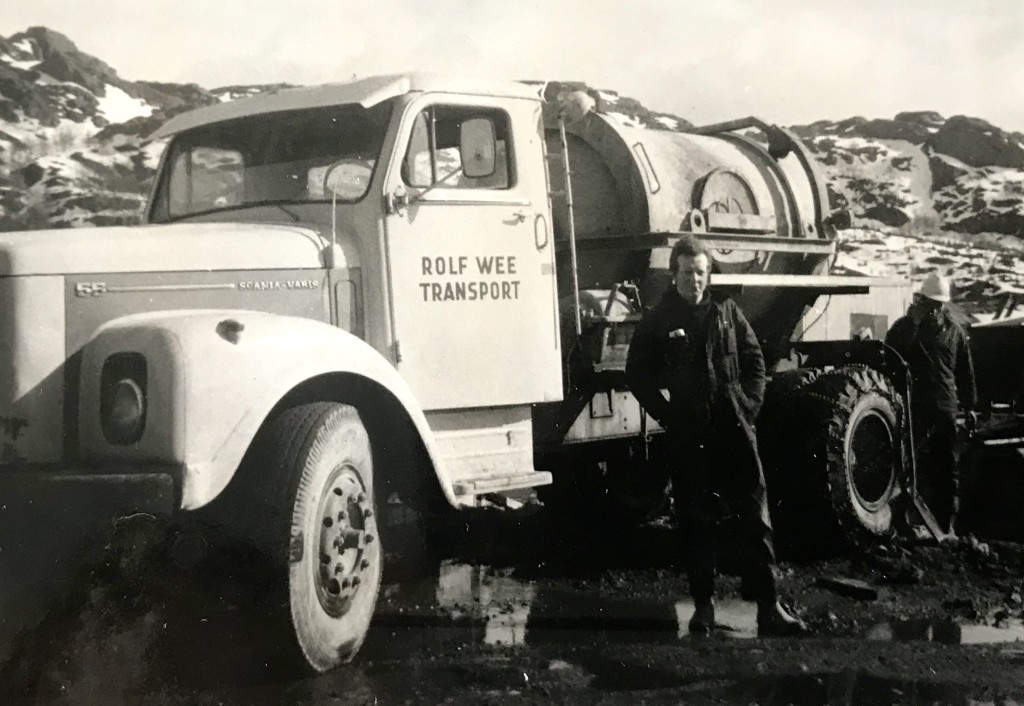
{"left": 954, "top": 211, "right": 1024, "bottom": 236}
{"left": 862, "top": 204, "right": 910, "bottom": 227}
{"left": 138, "top": 81, "right": 221, "bottom": 114}
{"left": 20, "top": 163, "right": 45, "bottom": 188}
{"left": 855, "top": 118, "right": 930, "bottom": 143}
{"left": 19, "top": 26, "right": 125, "bottom": 96}
{"left": 0, "top": 63, "right": 60, "bottom": 126}
{"left": 789, "top": 120, "right": 835, "bottom": 139}
{"left": 833, "top": 116, "right": 868, "bottom": 134}
{"left": 894, "top": 111, "right": 945, "bottom": 129}
{"left": 928, "top": 154, "right": 973, "bottom": 192}
{"left": 927, "top": 115, "right": 1024, "bottom": 169}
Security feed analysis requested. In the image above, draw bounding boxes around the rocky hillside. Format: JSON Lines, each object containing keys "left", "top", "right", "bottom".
{"left": 791, "top": 114, "right": 1024, "bottom": 238}
{"left": 0, "top": 27, "right": 287, "bottom": 230}
{"left": 1, "top": 26, "right": 1023, "bottom": 319}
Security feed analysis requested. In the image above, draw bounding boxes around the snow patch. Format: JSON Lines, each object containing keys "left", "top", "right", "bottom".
{"left": 833, "top": 251, "right": 893, "bottom": 276}
{"left": 604, "top": 111, "right": 643, "bottom": 128}
{"left": 12, "top": 39, "right": 36, "bottom": 55}
{"left": 829, "top": 136, "right": 898, "bottom": 159}
{"left": 0, "top": 117, "right": 100, "bottom": 158}
{"left": 1, "top": 56, "right": 41, "bottom": 71}
{"left": 655, "top": 116, "right": 679, "bottom": 130}
{"left": 97, "top": 84, "right": 153, "bottom": 123}
{"left": 596, "top": 91, "right": 619, "bottom": 104}
{"left": 141, "top": 141, "right": 167, "bottom": 170}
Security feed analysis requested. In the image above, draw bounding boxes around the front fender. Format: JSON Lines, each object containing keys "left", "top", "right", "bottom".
{"left": 78, "top": 310, "right": 454, "bottom": 509}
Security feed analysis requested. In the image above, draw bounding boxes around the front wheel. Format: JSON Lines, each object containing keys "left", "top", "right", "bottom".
{"left": 260, "top": 402, "right": 381, "bottom": 672}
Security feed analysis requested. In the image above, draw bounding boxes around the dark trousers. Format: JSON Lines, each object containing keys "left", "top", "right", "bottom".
{"left": 915, "top": 411, "right": 959, "bottom": 532}
{"left": 669, "top": 399, "right": 777, "bottom": 603}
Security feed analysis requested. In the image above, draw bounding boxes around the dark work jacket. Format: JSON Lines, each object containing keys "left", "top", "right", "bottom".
{"left": 625, "top": 289, "right": 766, "bottom": 440}
{"left": 885, "top": 309, "right": 977, "bottom": 420}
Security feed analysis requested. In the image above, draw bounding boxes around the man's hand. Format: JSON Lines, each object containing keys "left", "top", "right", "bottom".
{"left": 966, "top": 410, "right": 980, "bottom": 432}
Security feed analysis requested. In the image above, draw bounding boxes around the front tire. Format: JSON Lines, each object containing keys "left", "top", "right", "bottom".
{"left": 261, "top": 402, "right": 381, "bottom": 672}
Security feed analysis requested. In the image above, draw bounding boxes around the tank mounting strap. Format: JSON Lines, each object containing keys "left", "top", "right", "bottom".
{"left": 789, "top": 339, "right": 895, "bottom": 369}
{"left": 711, "top": 274, "right": 903, "bottom": 294}
{"left": 570, "top": 232, "right": 835, "bottom": 255}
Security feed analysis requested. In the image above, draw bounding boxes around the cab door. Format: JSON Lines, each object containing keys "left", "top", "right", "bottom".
{"left": 382, "top": 94, "right": 561, "bottom": 411}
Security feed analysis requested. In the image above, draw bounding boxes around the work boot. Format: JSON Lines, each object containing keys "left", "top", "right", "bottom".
{"left": 688, "top": 599, "right": 715, "bottom": 634}
{"left": 946, "top": 509, "right": 959, "bottom": 539}
{"left": 756, "top": 600, "right": 807, "bottom": 637}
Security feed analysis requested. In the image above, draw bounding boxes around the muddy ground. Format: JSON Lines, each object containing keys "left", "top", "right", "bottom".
{"left": 1, "top": 436, "right": 1024, "bottom": 705}
{"left": 4, "top": 478, "right": 1024, "bottom": 706}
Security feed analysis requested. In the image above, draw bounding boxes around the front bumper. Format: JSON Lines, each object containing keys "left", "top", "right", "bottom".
{"left": 0, "top": 469, "right": 176, "bottom": 523}
{"left": 0, "top": 469, "right": 176, "bottom": 653}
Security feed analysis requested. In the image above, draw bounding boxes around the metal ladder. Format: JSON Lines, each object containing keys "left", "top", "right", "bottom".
{"left": 542, "top": 114, "right": 583, "bottom": 337}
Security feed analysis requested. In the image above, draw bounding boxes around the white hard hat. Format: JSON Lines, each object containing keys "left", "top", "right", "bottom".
{"left": 918, "top": 272, "right": 951, "bottom": 303}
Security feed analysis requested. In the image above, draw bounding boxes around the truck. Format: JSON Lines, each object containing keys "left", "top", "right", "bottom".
{"left": 0, "top": 73, "right": 969, "bottom": 672}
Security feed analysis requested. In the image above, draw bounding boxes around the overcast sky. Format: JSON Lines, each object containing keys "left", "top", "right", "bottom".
{"left": 5, "top": 0, "right": 1024, "bottom": 131}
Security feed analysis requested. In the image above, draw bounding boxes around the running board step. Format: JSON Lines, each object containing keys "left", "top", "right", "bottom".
{"left": 452, "top": 471, "right": 553, "bottom": 498}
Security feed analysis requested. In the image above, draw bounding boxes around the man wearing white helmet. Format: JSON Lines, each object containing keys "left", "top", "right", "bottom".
{"left": 885, "top": 271, "right": 977, "bottom": 536}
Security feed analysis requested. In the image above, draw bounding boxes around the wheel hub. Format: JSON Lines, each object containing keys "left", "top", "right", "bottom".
{"left": 849, "top": 411, "right": 896, "bottom": 509}
{"left": 314, "top": 465, "right": 376, "bottom": 617}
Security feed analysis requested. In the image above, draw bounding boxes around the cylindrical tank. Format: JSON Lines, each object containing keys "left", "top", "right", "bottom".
{"left": 545, "top": 104, "right": 836, "bottom": 362}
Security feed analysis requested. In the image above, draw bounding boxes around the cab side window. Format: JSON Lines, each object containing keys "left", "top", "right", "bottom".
{"left": 402, "top": 105, "right": 513, "bottom": 190}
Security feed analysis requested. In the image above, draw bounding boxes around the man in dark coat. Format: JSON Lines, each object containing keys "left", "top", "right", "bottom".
{"left": 625, "top": 235, "right": 805, "bottom": 636}
{"left": 884, "top": 272, "right": 977, "bottom": 536}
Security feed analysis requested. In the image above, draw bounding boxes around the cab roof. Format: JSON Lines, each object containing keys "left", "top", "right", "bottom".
{"left": 147, "top": 74, "right": 544, "bottom": 141}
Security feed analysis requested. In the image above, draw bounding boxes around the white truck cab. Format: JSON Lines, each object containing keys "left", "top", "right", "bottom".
{"left": 1, "top": 75, "right": 565, "bottom": 672}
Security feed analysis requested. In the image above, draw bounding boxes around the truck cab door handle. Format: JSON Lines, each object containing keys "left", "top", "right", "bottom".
{"left": 386, "top": 187, "right": 408, "bottom": 216}
{"left": 534, "top": 213, "right": 549, "bottom": 250}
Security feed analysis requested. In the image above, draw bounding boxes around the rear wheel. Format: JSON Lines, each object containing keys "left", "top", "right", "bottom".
{"left": 813, "top": 366, "right": 903, "bottom": 540}
{"left": 762, "top": 366, "right": 904, "bottom": 555}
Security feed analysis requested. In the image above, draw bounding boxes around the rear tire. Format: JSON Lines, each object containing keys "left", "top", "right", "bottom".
{"left": 812, "top": 366, "right": 903, "bottom": 541}
{"left": 762, "top": 366, "right": 904, "bottom": 555}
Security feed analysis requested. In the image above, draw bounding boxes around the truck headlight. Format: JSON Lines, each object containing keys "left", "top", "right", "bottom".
{"left": 100, "top": 353, "right": 148, "bottom": 445}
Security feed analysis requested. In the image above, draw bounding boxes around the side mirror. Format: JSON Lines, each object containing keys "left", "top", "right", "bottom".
{"left": 460, "top": 118, "right": 497, "bottom": 179}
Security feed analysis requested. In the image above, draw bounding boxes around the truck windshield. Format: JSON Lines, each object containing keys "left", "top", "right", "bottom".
{"left": 150, "top": 102, "right": 392, "bottom": 222}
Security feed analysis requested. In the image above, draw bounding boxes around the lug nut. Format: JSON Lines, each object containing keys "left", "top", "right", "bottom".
{"left": 365, "top": 534, "right": 375, "bottom": 544}
{"left": 357, "top": 493, "right": 366, "bottom": 503}
{"left": 335, "top": 564, "right": 344, "bottom": 574}
{"left": 352, "top": 577, "right": 361, "bottom": 587}
{"left": 323, "top": 517, "right": 333, "bottom": 528}
{"left": 360, "top": 559, "right": 370, "bottom": 570}
{"left": 337, "top": 511, "right": 346, "bottom": 521}
{"left": 341, "top": 578, "right": 351, "bottom": 589}
{"left": 364, "top": 509, "right": 373, "bottom": 519}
